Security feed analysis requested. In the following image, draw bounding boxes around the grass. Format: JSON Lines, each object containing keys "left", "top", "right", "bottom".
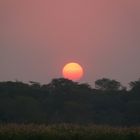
{"left": 0, "top": 124, "right": 140, "bottom": 140}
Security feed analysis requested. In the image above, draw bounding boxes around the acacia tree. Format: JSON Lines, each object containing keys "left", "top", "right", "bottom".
{"left": 95, "top": 78, "right": 122, "bottom": 91}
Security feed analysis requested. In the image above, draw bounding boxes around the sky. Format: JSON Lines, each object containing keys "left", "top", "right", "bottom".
{"left": 1, "top": 0, "right": 140, "bottom": 87}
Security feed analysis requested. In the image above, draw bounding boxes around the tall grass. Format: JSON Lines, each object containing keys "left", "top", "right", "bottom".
{"left": 0, "top": 124, "right": 140, "bottom": 140}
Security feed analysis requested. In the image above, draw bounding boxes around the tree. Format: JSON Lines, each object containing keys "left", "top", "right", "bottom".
{"left": 47, "top": 78, "right": 78, "bottom": 93}
{"left": 129, "top": 79, "right": 140, "bottom": 92}
{"left": 95, "top": 78, "right": 122, "bottom": 91}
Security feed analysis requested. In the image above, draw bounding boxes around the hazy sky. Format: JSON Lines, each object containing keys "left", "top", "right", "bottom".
{"left": 1, "top": 0, "right": 140, "bottom": 86}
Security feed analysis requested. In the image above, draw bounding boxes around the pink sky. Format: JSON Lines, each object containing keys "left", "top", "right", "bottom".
{"left": 1, "top": 0, "right": 140, "bottom": 86}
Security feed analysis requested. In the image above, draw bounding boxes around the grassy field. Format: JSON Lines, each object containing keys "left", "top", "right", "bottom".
{"left": 0, "top": 124, "right": 140, "bottom": 140}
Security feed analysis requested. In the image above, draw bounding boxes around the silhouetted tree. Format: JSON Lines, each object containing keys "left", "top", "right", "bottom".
{"left": 46, "top": 78, "right": 79, "bottom": 94}
{"left": 0, "top": 78, "right": 140, "bottom": 125}
{"left": 129, "top": 78, "right": 140, "bottom": 92}
{"left": 95, "top": 78, "right": 122, "bottom": 91}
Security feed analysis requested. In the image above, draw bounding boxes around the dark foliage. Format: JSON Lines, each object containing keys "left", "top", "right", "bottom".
{"left": 0, "top": 78, "right": 140, "bottom": 126}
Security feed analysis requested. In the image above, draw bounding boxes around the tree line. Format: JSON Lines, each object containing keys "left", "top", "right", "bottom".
{"left": 0, "top": 78, "right": 140, "bottom": 126}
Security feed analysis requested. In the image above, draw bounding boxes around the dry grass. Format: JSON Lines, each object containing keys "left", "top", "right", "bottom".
{"left": 0, "top": 124, "right": 140, "bottom": 140}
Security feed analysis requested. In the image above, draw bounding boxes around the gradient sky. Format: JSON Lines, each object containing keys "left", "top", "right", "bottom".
{"left": 1, "top": 0, "right": 140, "bottom": 86}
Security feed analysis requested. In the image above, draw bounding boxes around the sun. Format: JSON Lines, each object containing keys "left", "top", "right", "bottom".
{"left": 62, "top": 62, "right": 84, "bottom": 81}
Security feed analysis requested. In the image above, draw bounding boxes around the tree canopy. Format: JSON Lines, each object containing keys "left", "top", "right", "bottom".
{"left": 0, "top": 78, "right": 140, "bottom": 126}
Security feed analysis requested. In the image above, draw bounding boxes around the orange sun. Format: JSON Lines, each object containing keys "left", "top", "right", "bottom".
{"left": 62, "top": 62, "right": 84, "bottom": 81}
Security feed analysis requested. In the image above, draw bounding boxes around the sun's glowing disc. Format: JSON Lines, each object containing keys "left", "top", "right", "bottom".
{"left": 62, "top": 62, "right": 84, "bottom": 81}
